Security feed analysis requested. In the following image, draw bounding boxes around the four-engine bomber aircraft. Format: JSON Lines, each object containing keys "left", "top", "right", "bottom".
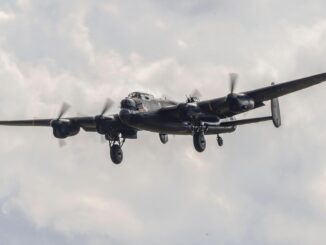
{"left": 0, "top": 73, "right": 326, "bottom": 164}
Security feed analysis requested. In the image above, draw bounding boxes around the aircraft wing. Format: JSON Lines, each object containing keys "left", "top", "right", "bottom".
{"left": 0, "top": 119, "right": 52, "bottom": 126}
{"left": 243, "top": 73, "right": 326, "bottom": 102}
{"left": 0, "top": 117, "right": 97, "bottom": 131}
{"left": 197, "top": 72, "right": 326, "bottom": 118}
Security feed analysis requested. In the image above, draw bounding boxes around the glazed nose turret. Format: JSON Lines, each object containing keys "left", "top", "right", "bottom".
{"left": 120, "top": 98, "right": 137, "bottom": 110}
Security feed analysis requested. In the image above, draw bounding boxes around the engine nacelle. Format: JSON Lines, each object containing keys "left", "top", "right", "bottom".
{"left": 176, "top": 103, "right": 220, "bottom": 123}
{"left": 51, "top": 120, "right": 80, "bottom": 139}
{"left": 177, "top": 103, "right": 201, "bottom": 121}
{"left": 227, "top": 94, "right": 255, "bottom": 113}
{"left": 96, "top": 116, "right": 124, "bottom": 135}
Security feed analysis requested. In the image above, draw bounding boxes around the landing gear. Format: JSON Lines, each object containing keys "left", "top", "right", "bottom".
{"left": 217, "top": 135, "right": 223, "bottom": 147}
{"left": 107, "top": 135, "right": 125, "bottom": 164}
{"left": 110, "top": 144, "right": 123, "bottom": 164}
{"left": 159, "top": 133, "right": 168, "bottom": 144}
{"left": 193, "top": 132, "right": 206, "bottom": 152}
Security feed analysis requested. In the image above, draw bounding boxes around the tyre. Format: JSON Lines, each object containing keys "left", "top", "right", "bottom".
{"left": 193, "top": 132, "right": 206, "bottom": 152}
{"left": 110, "top": 144, "right": 123, "bottom": 164}
{"left": 217, "top": 136, "right": 223, "bottom": 147}
{"left": 159, "top": 134, "right": 169, "bottom": 144}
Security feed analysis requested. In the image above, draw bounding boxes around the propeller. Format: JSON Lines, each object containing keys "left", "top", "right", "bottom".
{"left": 190, "top": 89, "right": 202, "bottom": 99}
{"left": 226, "top": 73, "right": 240, "bottom": 111}
{"left": 100, "top": 98, "right": 114, "bottom": 117}
{"left": 229, "top": 73, "right": 239, "bottom": 94}
{"left": 54, "top": 102, "right": 71, "bottom": 148}
{"left": 95, "top": 98, "right": 114, "bottom": 135}
{"left": 57, "top": 102, "right": 71, "bottom": 120}
{"left": 186, "top": 89, "right": 202, "bottom": 103}
{"left": 77, "top": 99, "right": 114, "bottom": 141}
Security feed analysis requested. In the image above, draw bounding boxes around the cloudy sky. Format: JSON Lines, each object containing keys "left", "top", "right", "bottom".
{"left": 0, "top": 0, "right": 326, "bottom": 244}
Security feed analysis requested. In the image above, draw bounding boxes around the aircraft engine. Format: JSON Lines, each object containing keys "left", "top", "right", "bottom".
{"left": 177, "top": 103, "right": 201, "bottom": 121}
{"left": 176, "top": 103, "right": 219, "bottom": 123}
{"left": 95, "top": 117, "right": 117, "bottom": 135}
{"left": 227, "top": 93, "right": 255, "bottom": 113}
{"left": 51, "top": 120, "right": 80, "bottom": 139}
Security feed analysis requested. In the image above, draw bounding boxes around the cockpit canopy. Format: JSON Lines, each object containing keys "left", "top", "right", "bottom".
{"left": 128, "top": 92, "right": 154, "bottom": 101}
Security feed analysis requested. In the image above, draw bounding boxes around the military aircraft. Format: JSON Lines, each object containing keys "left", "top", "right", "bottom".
{"left": 0, "top": 73, "right": 326, "bottom": 164}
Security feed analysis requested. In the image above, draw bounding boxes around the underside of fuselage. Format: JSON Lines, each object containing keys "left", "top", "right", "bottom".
{"left": 136, "top": 123, "right": 236, "bottom": 136}
{"left": 119, "top": 110, "right": 236, "bottom": 135}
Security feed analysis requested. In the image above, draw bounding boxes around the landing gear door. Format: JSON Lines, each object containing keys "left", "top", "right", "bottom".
{"left": 271, "top": 83, "right": 282, "bottom": 128}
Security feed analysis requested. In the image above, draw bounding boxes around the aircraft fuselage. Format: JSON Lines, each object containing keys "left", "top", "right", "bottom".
{"left": 119, "top": 92, "right": 236, "bottom": 135}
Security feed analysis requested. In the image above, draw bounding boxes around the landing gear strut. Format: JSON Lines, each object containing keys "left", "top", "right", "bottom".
{"left": 217, "top": 135, "right": 223, "bottom": 147}
{"left": 193, "top": 132, "right": 206, "bottom": 152}
{"left": 107, "top": 136, "right": 125, "bottom": 164}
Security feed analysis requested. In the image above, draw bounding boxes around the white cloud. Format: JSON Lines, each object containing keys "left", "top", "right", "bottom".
{"left": 0, "top": 11, "right": 15, "bottom": 22}
{"left": 154, "top": 20, "right": 168, "bottom": 31}
{"left": 177, "top": 39, "right": 188, "bottom": 48}
{"left": 65, "top": 8, "right": 96, "bottom": 65}
{"left": 101, "top": 3, "right": 120, "bottom": 16}
{"left": 0, "top": 0, "right": 326, "bottom": 244}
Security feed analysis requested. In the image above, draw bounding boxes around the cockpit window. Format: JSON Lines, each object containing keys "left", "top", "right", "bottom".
{"left": 128, "top": 92, "right": 140, "bottom": 99}
{"left": 142, "top": 95, "right": 150, "bottom": 100}
{"left": 143, "top": 93, "right": 154, "bottom": 100}
{"left": 128, "top": 92, "right": 154, "bottom": 100}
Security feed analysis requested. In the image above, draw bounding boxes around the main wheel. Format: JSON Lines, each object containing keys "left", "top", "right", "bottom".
{"left": 159, "top": 133, "right": 169, "bottom": 144}
{"left": 110, "top": 144, "right": 123, "bottom": 164}
{"left": 193, "top": 132, "right": 206, "bottom": 152}
{"left": 217, "top": 136, "right": 223, "bottom": 147}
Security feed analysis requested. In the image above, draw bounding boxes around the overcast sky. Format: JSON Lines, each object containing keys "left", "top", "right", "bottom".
{"left": 0, "top": 0, "right": 326, "bottom": 244}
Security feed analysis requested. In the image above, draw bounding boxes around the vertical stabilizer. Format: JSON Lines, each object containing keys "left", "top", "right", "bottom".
{"left": 271, "top": 83, "right": 282, "bottom": 128}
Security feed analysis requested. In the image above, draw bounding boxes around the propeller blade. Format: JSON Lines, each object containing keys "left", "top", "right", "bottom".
{"left": 190, "top": 89, "right": 202, "bottom": 99}
{"left": 100, "top": 98, "right": 114, "bottom": 116}
{"left": 58, "top": 139, "right": 67, "bottom": 148}
{"left": 230, "top": 73, "right": 238, "bottom": 94}
{"left": 57, "top": 102, "right": 70, "bottom": 120}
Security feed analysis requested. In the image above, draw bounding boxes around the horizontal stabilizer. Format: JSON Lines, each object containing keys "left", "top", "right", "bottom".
{"left": 220, "top": 116, "right": 273, "bottom": 127}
